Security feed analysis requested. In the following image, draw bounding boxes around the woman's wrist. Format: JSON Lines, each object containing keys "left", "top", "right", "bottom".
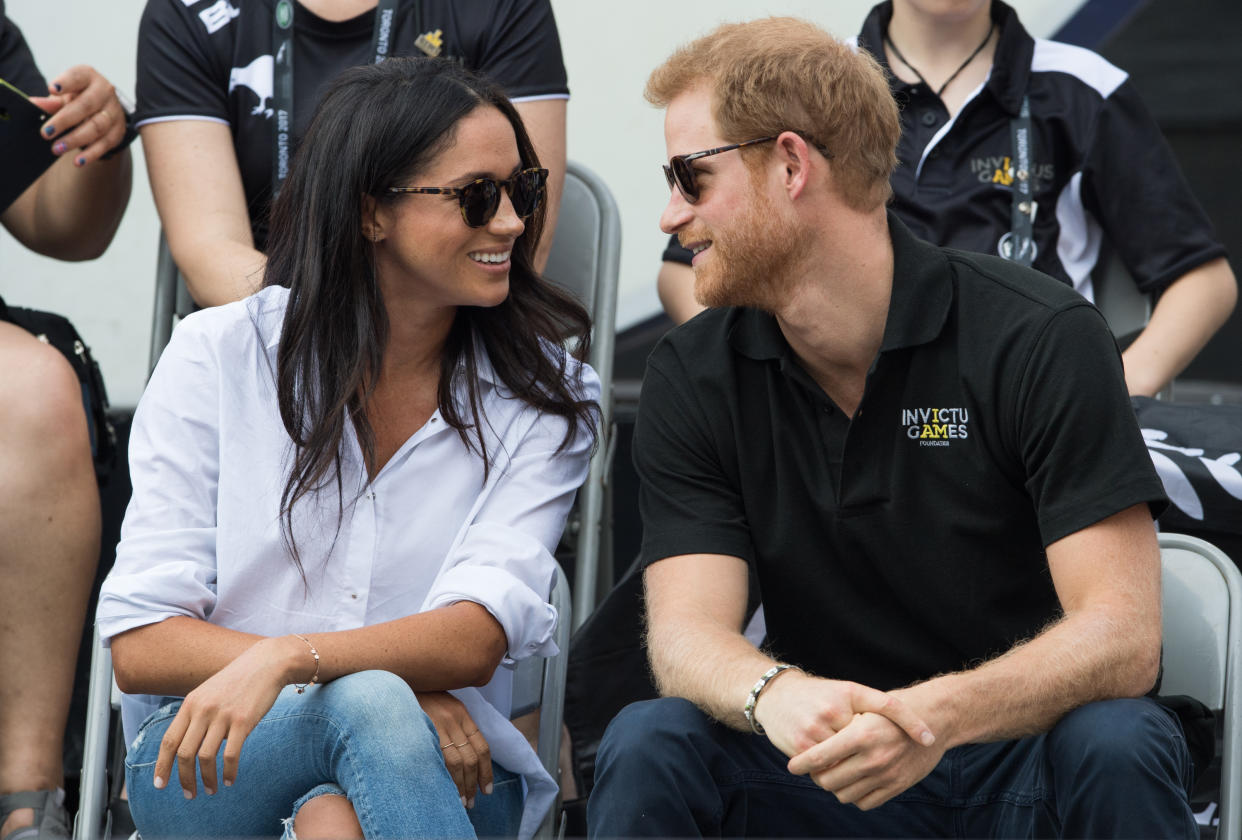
{"left": 263, "top": 634, "right": 318, "bottom": 685}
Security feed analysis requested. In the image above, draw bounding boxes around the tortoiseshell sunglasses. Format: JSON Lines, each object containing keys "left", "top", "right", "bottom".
{"left": 387, "top": 167, "right": 548, "bottom": 227}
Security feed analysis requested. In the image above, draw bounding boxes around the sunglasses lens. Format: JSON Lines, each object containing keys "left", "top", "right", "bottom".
{"left": 461, "top": 180, "right": 500, "bottom": 227}
{"left": 671, "top": 156, "right": 699, "bottom": 203}
{"left": 511, "top": 169, "right": 546, "bottom": 218}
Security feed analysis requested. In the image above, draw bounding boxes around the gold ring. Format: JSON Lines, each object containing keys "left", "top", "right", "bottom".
{"left": 440, "top": 742, "right": 452, "bottom": 749}
{"left": 453, "top": 741, "right": 469, "bottom": 748}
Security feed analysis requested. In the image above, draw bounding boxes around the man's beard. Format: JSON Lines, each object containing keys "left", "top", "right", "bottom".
{"left": 689, "top": 190, "right": 810, "bottom": 313}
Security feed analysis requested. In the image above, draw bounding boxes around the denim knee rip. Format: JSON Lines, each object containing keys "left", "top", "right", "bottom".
{"left": 280, "top": 783, "right": 349, "bottom": 840}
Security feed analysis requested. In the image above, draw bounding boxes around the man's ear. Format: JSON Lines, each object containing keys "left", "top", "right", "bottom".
{"left": 774, "top": 131, "right": 814, "bottom": 201}
{"left": 361, "top": 194, "right": 386, "bottom": 242}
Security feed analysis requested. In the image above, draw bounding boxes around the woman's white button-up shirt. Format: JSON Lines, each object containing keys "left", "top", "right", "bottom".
{"left": 97, "top": 285, "right": 598, "bottom": 838}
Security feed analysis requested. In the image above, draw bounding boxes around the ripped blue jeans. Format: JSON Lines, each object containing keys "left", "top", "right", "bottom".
{"left": 125, "top": 670, "right": 522, "bottom": 838}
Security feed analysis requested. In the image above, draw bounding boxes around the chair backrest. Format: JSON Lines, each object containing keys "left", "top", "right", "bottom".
{"left": 531, "top": 161, "right": 622, "bottom": 627}
{"left": 1092, "top": 248, "right": 1152, "bottom": 343}
{"left": 1159, "top": 532, "right": 1241, "bottom": 838}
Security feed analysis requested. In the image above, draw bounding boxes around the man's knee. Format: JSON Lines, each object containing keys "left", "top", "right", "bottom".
{"left": 597, "top": 697, "right": 713, "bottom": 777}
{"left": 1048, "top": 698, "right": 1191, "bottom": 784}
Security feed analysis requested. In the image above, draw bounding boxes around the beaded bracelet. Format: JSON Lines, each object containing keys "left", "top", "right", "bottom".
{"left": 742, "top": 663, "right": 799, "bottom": 735}
{"left": 292, "top": 633, "right": 320, "bottom": 694}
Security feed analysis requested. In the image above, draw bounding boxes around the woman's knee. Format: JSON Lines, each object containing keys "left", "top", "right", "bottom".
{"left": 310, "top": 671, "right": 438, "bottom": 753}
{"left": 0, "top": 324, "right": 91, "bottom": 466}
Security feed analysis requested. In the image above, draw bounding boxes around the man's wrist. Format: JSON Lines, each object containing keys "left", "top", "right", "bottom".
{"left": 744, "top": 663, "right": 802, "bottom": 734}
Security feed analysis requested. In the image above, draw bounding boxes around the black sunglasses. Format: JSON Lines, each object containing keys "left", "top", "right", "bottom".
{"left": 663, "top": 134, "right": 833, "bottom": 204}
{"left": 387, "top": 167, "right": 548, "bottom": 227}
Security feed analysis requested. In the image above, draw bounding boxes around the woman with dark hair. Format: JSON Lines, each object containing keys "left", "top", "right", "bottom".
{"left": 96, "top": 57, "right": 598, "bottom": 839}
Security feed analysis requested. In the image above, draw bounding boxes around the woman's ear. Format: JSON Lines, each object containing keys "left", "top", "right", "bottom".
{"left": 361, "top": 195, "right": 386, "bottom": 242}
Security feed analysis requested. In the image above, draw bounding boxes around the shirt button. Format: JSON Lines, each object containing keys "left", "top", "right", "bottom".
{"left": 351, "top": 593, "right": 358, "bottom": 600}
{"left": 920, "top": 110, "right": 938, "bottom": 127}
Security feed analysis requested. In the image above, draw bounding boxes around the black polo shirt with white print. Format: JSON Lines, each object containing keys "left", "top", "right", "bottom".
{"left": 855, "top": 0, "right": 1224, "bottom": 299}
{"left": 635, "top": 213, "right": 1166, "bottom": 691}
{"left": 136, "top": 0, "right": 567, "bottom": 249}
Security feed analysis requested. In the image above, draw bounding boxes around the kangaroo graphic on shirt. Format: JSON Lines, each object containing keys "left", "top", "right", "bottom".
{"left": 229, "top": 54, "right": 274, "bottom": 118}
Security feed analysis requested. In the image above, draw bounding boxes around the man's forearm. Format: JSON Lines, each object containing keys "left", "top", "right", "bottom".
{"left": 648, "top": 612, "right": 780, "bottom": 731}
{"left": 900, "top": 604, "right": 1160, "bottom": 750}
{"left": 1122, "top": 257, "right": 1237, "bottom": 396}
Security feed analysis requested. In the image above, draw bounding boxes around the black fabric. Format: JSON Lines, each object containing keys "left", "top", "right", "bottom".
{"left": 854, "top": 0, "right": 1225, "bottom": 295}
{"left": 1132, "top": 396, "right": 1242, "bottom": 565}
{"left": 634, "top": 214, "right": 1167, "bottom": 691}
{"left": 662, "top": 232, "right": 691, "bottom": 266}
{"left": 135, "top": 0, "right": 568, "bottom": 248}
{"left": 0, "top": 1, "right": 47, "bottom": 96}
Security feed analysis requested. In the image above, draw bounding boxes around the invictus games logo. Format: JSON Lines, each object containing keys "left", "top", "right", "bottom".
{"left": 969, "top": 155, "right": 1053, "bottom": 187}
{"left": 902, "top": 407, "right": 969, "bottom": 448}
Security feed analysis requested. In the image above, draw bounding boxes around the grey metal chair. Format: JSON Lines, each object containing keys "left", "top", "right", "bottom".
{"left": 542, "top": 161, "right": 621, "bottom": 627}
{"left": 1159, "top": 532, "right": 1242, "bottom": 838}
{"left": 77, "top": 159, "right": 621, "bottom": 840}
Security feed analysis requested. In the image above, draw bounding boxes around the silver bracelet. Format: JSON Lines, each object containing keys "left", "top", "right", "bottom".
{"left": 742, "top": 663, "right": 798, "bottom": 735}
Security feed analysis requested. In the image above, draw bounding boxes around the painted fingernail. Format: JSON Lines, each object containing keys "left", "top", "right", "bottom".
{"left": 53, "top": 142, "right": 66, "bottom": 154}
{"left": 467, "top": 798, "right": 475, "bottom": 809}
{"left": 921, "top": 731, "right": 936, "bottom": 746}
{"left": 75, "top": 156, "right": 86, "bottom": 167}
{"left": 44, "top": 125, "right": 55, "bottom": 136}
{"left": 183, "top": 789, "right": 194, "bottom": 800}
{"left": 483, "top": 783, "right": 493, "bottom": 795}
{"left": 224, "top": 779, "right": 233, "bottom": 787}
{"left": 52, "top": 83, "right": 62, "bottom": 92}
{"left": 205, "top": 786, "right": 216, "bottom": 796}
{"left": 153, "top": 775, "right": 166, "bottom": 789}
{"left": 460, "top": 796, "right": 467, "bottom": 808}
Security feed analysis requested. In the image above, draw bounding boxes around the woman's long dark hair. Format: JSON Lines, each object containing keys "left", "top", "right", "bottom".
{"left": 263, "top": 57, "right": 596, "bottom": 569}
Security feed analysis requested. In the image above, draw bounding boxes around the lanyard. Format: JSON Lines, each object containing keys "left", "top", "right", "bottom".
{"left": 270, "top": 0, "right": 407, "bottom": 198}
{"left": 1004, "top": 95, "right": 1036, "bottom": 267}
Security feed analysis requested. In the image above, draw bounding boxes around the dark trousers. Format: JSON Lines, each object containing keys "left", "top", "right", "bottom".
{"left": 587, "top": 696, "right": 1197, "bottom": 838}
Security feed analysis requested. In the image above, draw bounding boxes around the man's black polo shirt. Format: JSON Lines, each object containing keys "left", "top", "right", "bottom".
{"left": 635, "top": 215, "right": 1167, "bottom": 691}
{"left": 855, "top": 0, "right": 1225, "bottom": 297}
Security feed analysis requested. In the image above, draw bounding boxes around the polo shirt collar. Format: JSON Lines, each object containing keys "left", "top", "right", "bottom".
{"left": 857, "top": 0, "right": 1035, "bottom": 117}
{"left": 728, "top": 211, "right": 953, "bottom": 363}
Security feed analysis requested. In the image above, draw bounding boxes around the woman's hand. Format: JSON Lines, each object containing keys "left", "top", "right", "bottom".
{"left": 28, "top": 65, "right": 128, "bottom": 167}
{"left": 416, "top": 691, "right": 493, "bottom": 808}
{"left": 154, "top": 635, "right": 307, "bottom": 798}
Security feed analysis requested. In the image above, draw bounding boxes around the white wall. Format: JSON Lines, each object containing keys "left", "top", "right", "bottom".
{"left": 0, "top": 0, "right": 1082, "bottom": 406}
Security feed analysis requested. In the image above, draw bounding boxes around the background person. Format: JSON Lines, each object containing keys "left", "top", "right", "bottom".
{"left": 135, "top": 0, "right": 569, "bottom": 306}
{"left": 656, "top": 0, "right": 1236, "bottom": 399}
{"left": 0, "top": 4, "right": 133, "bottom": 838}
{"left": 588, "top": 18, "right": 1195, "bottom": 838}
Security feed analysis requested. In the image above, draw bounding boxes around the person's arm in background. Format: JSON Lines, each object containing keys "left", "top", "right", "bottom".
{"left": 657, "top": 234, "right": 703, "bottom": 325}
{"left": 0, "top": 65, "right": 131, "bottom": 260}
{"left": 658, "top": 260, "right": 703, "bottom": 325}
{"left": 141, "top": 119, "right": 265, "bottom": 306}
{"left": 1081, "top": 78, "right": 1237, "bottom": 396}
{"left": 514, "top": 98, "right": 563, "bottom": 272}
{"left": 1122, "top": 257, "right": 1237, "bottom": 396}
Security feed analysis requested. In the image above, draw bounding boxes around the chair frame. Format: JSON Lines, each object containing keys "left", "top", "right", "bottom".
{"left": 1158, "top": 531, "right": 1241, "bottom": 839}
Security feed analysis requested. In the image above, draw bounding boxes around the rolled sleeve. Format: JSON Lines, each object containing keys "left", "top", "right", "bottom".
{"left": 423, "top": 361, "right": 599, "bottom": 663}
{"left": 96, "top": 312, "right": 224, "bottom": 646}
